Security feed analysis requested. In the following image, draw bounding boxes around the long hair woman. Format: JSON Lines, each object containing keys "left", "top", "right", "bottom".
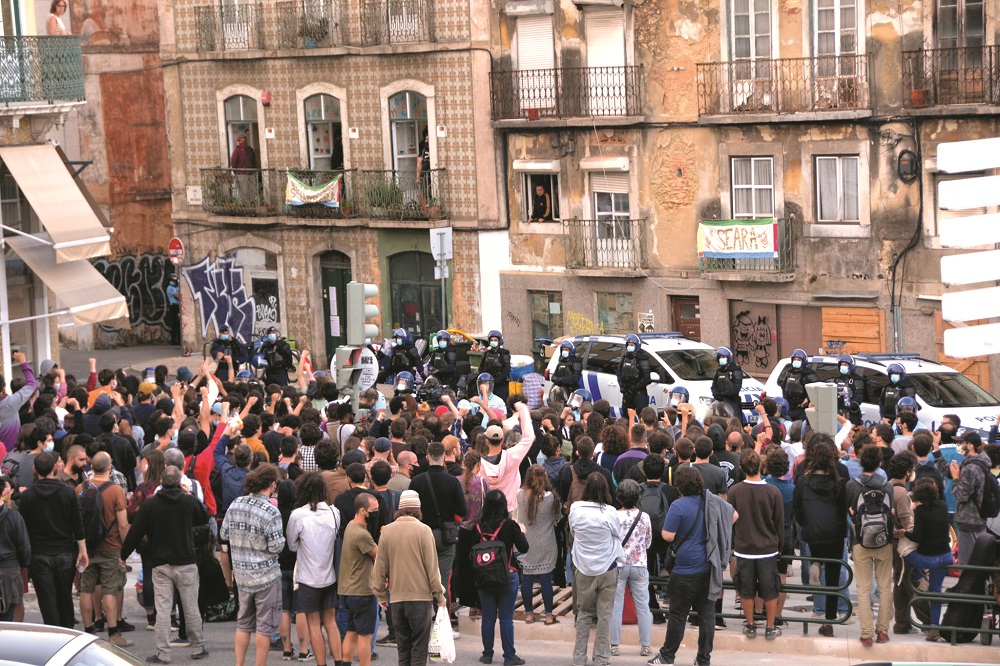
{"left": 516, "top": 465, "right": 561, "bottom": 625}
{"left": 476, "top": 489, "right": 528, "bottom": 666}
{"left": 903, "top": 478, "right": 954, "bottom": 641}
{"left": 456, "top": 450, "right": 488, "bottom": 618}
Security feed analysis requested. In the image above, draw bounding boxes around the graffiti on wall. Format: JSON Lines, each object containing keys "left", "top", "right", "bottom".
{"left": 567, "top": 310, "right": 600, "bottom": 337}
{"left": 92, "top": 254, "right": 174, "bottom": 345}
{"left": 181, "top": 255, "right": 256, "bottom": 343}
{"left": 732, "top": 310, "right": 773, "bottom": 368}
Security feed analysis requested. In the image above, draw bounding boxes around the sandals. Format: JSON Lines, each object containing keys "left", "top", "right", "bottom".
{"left": 544, "top": 615, "right": 559, "bottom": 625}
{"left": 524, "top": 614, "right": 537, "bottom": 624}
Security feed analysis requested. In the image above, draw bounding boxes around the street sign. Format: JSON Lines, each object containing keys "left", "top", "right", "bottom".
{"left": 430, "top": 227, "right": 453, "bottom": 261}
{"left": 943, "top": 323, "right": 1000, "bottom": 359}
{"left": 357, "top": 346, "right": 379, "bottom": 391}
{"left": 168, "top": 237, "right": 184, "bottom": 266}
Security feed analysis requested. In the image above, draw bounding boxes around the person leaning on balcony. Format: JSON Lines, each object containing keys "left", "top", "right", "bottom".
{"left": 531, "top": 185, "right": 552, "bottom": 222}
{"left": 231, "top": 136, "right": 257, "bottom": 171}
{"left": 47, "top": 0, "right": 70, "bottom": 35}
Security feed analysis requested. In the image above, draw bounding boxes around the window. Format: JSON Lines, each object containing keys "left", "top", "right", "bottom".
{"left": 224, "top": 95, "right": 260, "bottom": 168}
{"left": 389, "top": 251, "right": 442, "bottom": 337}
{"left": 937, "top": 0, "right": 984, "bottom": 52}
{"left": 0, "top": 170, "right": 29, "bottom": 233}
{"left": 585, "top": 342, "right": 624, "bottom": 374}
{"left": 304, "top": 94, "right": 343, "bottom": 171}
{"left": 815, "top": 155, "right": 859, "bottom": 222}
{"left": 229, "top": 248, "right": 281, "bottom": 336}
{"left": 524, "top": 174, "right": 559, "bottom": 221}
{"left": 388, "top": 91, "right": 428, "bottom": 173}
{"left": 815, "top": 0, "right": 857, "bottom": 57}
{"left": 528, "top": 291, "right": 563, "bottom": 339}
{"left": 731, "top": 157, "right": 774, "bottom": 218}
{"left": 591, "top": 172, "right": 635, "bottom": 267}
{"left": 733, "top": 0, "right": 771, "bottom": 68}
{"left": 597, "top": 292, "right": 633, "bottom": 335}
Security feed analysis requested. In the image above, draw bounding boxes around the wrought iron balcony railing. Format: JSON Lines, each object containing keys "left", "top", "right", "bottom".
{"left": 201, "top": 167, "right": 278, "bottom": 216}
{"left": 696, "top": 55, "right": 870, "bottom": 116}
{"left": 904, "top": 45, "right": 1000, "bottom": 107}
{"left": 0, "top": 36, "right": 84, "bottom": 105}
{"left": 276, "top": 0, "right": 343, "bottom": 48}
{"left": 699, "top": 218, "right": 794, "bottom": 275}
{"left": 360, "top": 0, "right": 433, "bottom": 46}
{"left": 563, "top": 218, "right": 647, "bottom": 270}
{"left": 195, "top": 3, "right": 264, "bottom": 51}
{"left": 490, "top": 66, "right": 642, "bottom": 121}
{"left": 359, "top": 168, "right": 446, "bottom": 220}
{"left": 280, "top": 168, "right": 357, "bottom": 218}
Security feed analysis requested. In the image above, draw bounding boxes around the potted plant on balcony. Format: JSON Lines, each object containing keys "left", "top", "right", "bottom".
{"left": 299, "top": 16, "right": 330, "bottom": 48}
{"left": 363, "top": 180, "right": 403, "bottom": 218}
{"left": 908, "top": 57, "right": 930, "bottom": 108}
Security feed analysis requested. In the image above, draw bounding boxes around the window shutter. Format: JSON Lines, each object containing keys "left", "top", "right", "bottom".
{"left": 585, "top": 8, "right": 625, "bottom": 68}
{"left": 516, "top": 16, "right": 555, "bottom": 71}
{"left": 591, "top": 172, "right": 629, "bottom": 194}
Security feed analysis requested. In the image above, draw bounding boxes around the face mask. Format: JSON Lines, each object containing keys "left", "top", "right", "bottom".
{"left": 44, "top": 440, "right": 54, "bottom": 452}
{"left": 221, "top": 334, "right": 230, "bottom": 340}
{"left": 791, "top": 360, "right": 802, "bottom": 370}
{"left": 53, "top": 382, "right": 60, "bottom": 392}
{"left": 840, "top": 366, "right": 850, "bottom": 376}
{"left": 395, "top": 338, "right": 403, "bottom": 346}
{"left": 718, "top": 357, "right": 728, "bottom": 367}
{"left": 365, "top": 338, "right": 371, "bottom": 345}
{"left": 438, "top": 340, "right": 447, "bottom": 349}
{"left": 397, "top": 382, "right": 407, "bottom": 391}
{"left": 626, "top": 345, "right": 636, "bottom": 354}
{"left": 489, "top": 340, "right": 498, "bottom": 349}
{"left": 267, "top": 334, "right": 277, "bottom": 342}
{"left": 890, "top": 374, "right": 900, "bottom": 384}
{"left": 561, "top": 350, "right": 569, "bottom": 359}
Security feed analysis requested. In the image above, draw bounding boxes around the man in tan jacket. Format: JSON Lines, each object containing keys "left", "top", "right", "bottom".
{"left": 888, "top": 452, "right": 916, "bottom": 635}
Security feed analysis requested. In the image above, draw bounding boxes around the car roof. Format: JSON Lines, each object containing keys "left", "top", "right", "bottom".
{"left": 565, "top": 333, "right": 713, "bottom": 352}
{"left": 0, "top": 623, "right": 80, "bottom": 666}
{"left": 790, "top": 353, "right": 955, "bottom": 374}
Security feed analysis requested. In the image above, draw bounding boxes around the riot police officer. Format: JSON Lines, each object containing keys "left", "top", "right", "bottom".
{"left": 394, "top": 371, "right": 416, "bottom": 397}
{"left": 209, "top": 323, "right": 244, "bottom": 381}
{"left": 776, "top": 348, "right": 818, "bottom": 421}
{"left": 478, "top": 330, "right": 511, "bottom": 401}
{"left": 879, "top": 362, "right": 917, "bottom": 422}
{"left": 617, "top": 334, "right": 653, "bottom": 416}
{"left": 388, "top": 328, "right": 423, "bottom": 380}
{"left": 835, "top": 354, "right": 865, "bottom": 425}
{"left": 427, "top": 330, "right": 458, "bottom": 390}
{"left": 259, "top": 326, "right": 294, "bottom": 387}
{"left": 549, "top": 340, "right": 582, "bottom": 402}
{"left": 711, "top": 346, "right": 745, "bottom": 423}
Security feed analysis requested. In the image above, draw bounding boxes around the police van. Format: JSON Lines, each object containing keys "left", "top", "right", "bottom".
{"left": 763, "top": 353, "right": 1000, "bottom": 435}
{"left": 542, "top": 333, "right": 766, "bottom": 421}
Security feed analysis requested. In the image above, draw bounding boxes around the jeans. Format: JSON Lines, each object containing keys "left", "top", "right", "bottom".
{"left": 519, "top": 572, "right": 554, "bottom": 616}
{"left": 904, "top": 551, "right": 953, "bottom": 626}
{"left": 956, "top": 526, "right": 984, "bottom": 565}
{"left": 610, "top": 565, "right": 652, "bottom": 647}
{"left": 479, "top": 572, "right": 519, "bottom": 662}
{"left": 808, "top": 541, "right": 849, "bottom": 615}
{"left": 853, "top": 543, "right": 894, "bottom": 639}
{"left": 432, "top": 529, "right": 456, "bottom": 606}
{"left": 573, "top": 569, "right": 617, "bottom": 666}
{"left": 391, "top": 600, "right": 434, "bottom": 666}
{"left": 29, "top": 552, "right": 76, "bottom": 628}
{"left": 153, "top": 564, "right": 204, "bottom": 660}
{"left": 658, "top": 570, "right": 714, "bottom": 666}
{"left": 806, "top": 542, "right": 844, "bottom": 621}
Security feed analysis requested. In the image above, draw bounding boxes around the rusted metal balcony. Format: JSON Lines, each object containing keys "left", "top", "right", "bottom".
{"left": 904, "top": 46, "right": 1000, "bottom": 107}
{"left": 359, "top": 168, "right": 447, "bottom": 220}
{"left": 699, "top": 218, "right": 794, "bottom": 276}
{"left": 195, "top": 3, "right": 264, "bottom": 51}
{"left": 275, "top": 0, "right": 344, "bottom": 48}
{"left": 201, "top": 167, "right": 278, "bottom": 216}
{"left": 696, "top": 55, "right": 870, "bottom": 117}
{"left": 280, "top": 168, "right": 358, "bottom": 218}
{"left": 563, "top": 218, "right": 647, "bottom": 270}
{"left": 359, "top": 0, "right": 433, "bottom": 45}
{"left": 490, "top": 66, "right": 642, "bottom": 121}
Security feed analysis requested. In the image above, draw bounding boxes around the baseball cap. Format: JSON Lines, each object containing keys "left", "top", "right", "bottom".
{"left": 342, "top": 448, "right": 366, "bottom": 467}
{"left": 176, "top": 366, "right": 193, "bottom": 383}
{"left": 485, "top": 425, "right": 504, "bottom": 443}
{"left": 374, "top": 437, "right": 392, "bottom": 453}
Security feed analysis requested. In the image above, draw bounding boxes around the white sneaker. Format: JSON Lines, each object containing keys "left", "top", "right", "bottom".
{"left": 452, "top": 630, "right": 461, "bottom": 640}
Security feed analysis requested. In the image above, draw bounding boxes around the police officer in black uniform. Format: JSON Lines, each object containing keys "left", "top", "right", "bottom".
{"left": 617, "top": 334, "right": 653, "bottom": 416}
{"left": 209, "top": 323, "right": 245, "bottom": 382}
{"left": 478, "top": 330, "right": 511, "bottom": 402}
{"left": 711, "top": 346, "right": 745, "bottom": 424}
{"left": 835, "top": 353, "right": 865, "bottom": 425}
{"left": 879, "top": 362, "right": 917, "bottom": 423}
{"left": 550, "top": 340, "right": 582, "bottom": 401}
{"left": 388, "top": 327, "right": 424, "bottom": 380}
{"left": 426, "top": 330, "right": 458, "bottom": 390}
{"left": 776, "top": 348, "right": 818, "bottom": 421}
{"left": 260, "top": 326, "right": 294, "bottom": 387}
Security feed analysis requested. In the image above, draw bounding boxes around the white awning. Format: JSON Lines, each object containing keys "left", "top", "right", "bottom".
{"left": 4, "top": 234, "right": 128, "bottom": 328}
{"left": 579, "top": 156, "right": 629, "bottom": 171}
{"left": 512, "top": 159, "right": 561, "bottom": 173}
{"left": 0, "top": 145, "right": 111, "bottom": 263}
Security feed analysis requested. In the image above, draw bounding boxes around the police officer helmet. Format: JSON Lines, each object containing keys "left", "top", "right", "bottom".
{"left": 772, "top": 396, "right": 790, "bottom": 418}
{"left": 838, "top": 354, "right": 856, "bottom": 373}
{"left": 887, "top": 363, "right": 906, "bottom": 383}
{"left": 624, "top": 334, "right": 641, "bottom": 352}
{"left": 395, "top": 371, "right": 414, "bottom": 392}
{"left": 790, "top": 349, "right": 809, "bottom": 363}
{"left": 393, "top": 328, "right": 407, "bottom": 341}
{"left": 716, "top": 346, "right": 734, "bottom": 363}
{"left": 236, "top": 369, "right": 253, "bottom": 381}
{"left": 436, "top": 330, "right": 451, "bottom": 342}
{"left": 897, "top": 396, "right": 918, "bottom": 415}
{"left": 487, "top": 330, "right": 504, "bottom": 346}
{"left": 476, "top": 373, "right": 495, "bottom": 394}
{"left": 667, "top": 386, "right": 690, "bottom": 407}
{"left": 558, "top": 340, "right": 576, "bottom": 356}
{"left": 569, "top": 389, "right": 592, "bottom": 411}
{"left": 250, "top": 353, "right": 268, "bottom": 369}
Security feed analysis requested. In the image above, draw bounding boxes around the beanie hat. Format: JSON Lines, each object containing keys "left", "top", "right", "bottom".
{"left": 398, "top": 489, "right": 421, "bottom": 511}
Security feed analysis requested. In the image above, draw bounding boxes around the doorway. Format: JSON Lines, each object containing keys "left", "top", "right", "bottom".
{"left": 672, "top": 296, "right": 701, "bottom": 341}
{"left": 321, "top": 251, "right": 352, "bottom": 361}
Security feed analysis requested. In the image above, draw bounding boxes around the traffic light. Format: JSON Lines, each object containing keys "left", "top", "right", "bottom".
{"left": 336, "top": 345, "right": 363, "bottom": 412}
{"left": 804, "top": 382, "right": 839, "bottom": 437}
{"left": 346, "top": 282, "right": 380, "bottom": 346}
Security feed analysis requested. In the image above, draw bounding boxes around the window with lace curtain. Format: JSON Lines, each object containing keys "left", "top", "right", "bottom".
{"left": 815, "top": 155, "right": 859, "bottom": 223}
{"left": 731, "top": 157, "right": 774, "bottom": 218}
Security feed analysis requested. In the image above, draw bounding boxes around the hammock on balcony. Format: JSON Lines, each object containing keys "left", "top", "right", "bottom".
{"left": 285, "top": 172, "right": 341, "bottom": 208}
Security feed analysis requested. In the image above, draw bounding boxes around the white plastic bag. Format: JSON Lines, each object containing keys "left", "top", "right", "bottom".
{"left": 428, "top": 605, "right": 455, "bottom": 663}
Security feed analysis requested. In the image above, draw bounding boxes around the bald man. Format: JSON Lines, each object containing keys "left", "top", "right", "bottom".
{"left": 387, "top": 451, "right": 416, "bottom": 492}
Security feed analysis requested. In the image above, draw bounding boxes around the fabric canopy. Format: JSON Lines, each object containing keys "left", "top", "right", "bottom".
{"left": 5, "top": 234, "right": 129, "bottom": 328}
{"left": 0, "top": 145, "right": 111, "bottom": 263}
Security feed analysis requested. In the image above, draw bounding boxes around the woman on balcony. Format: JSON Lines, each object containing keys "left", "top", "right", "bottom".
{"left": 47, "top": 0, "right": 70, "bottom": 35}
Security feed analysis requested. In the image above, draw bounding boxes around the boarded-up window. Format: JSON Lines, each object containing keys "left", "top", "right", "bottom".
{"left": 820, "top": 307, "right": 885, "bottom": 354}
{"left": 729, "top": 302, "right": 824, "bottom": 378}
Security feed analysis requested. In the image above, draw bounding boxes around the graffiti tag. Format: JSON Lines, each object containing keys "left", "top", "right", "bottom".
{"left": 256, "top": 295, "right": 279, "bottom": 324}
{"left": 566, "top": 310, "right": 597, "bottom": 337}
{"left": 181, "top": 255, "right": 256, "bottom": 343}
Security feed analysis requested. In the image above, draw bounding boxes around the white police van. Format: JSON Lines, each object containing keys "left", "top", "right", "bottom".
{"left": 763, "top": 353, "right": 1000, "bottom": 435}
{"left": 542, "top": 333, "right": 766, "bottom": 421}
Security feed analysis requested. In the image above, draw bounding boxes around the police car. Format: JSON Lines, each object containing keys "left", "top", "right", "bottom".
{"left": 763, "top": 353, "right": 1000, "bottom": 434}
{"left": 542, "top": 333, "right": 766, "bottom": 421}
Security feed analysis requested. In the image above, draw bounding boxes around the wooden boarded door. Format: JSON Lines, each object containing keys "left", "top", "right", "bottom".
{"left": 672, "top": 297, "right": 701, "bottom": 341}
{"left": 935, "top": 312, "right": 991, "bottom": 392}
{"left": 820, "top": 307, "right": 885, "bottom": 354}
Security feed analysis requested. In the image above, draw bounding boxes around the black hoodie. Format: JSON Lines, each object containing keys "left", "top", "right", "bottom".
{"left": 557, "top": 459, "right": 613, "bottom": 506}
{"left": 17, "top": 477, "right": 85, "bottom": 556}
{"left": 120, "top": 486, "right": 208, "bottom": 567}
{"left": 792, "top": 471, "right": 849, "bottom": 544}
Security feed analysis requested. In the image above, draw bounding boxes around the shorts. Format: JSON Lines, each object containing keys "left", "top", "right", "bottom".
{"left": 237, "top": 581, "right": 282, "bottom": 635}
{"left": 733, "top": 555, "right": 780, "bottom": 602}
{"left": 80, "top": 551, "right": 126, "bottom": 594}
{"left": 281, "top": 570, "right": 295, "bottom": 613}
{"left": 295, "top": 583, "right": 338, "bottom": 614}
{"left": 342, "top": 594, "right": 378, "bottom": 635}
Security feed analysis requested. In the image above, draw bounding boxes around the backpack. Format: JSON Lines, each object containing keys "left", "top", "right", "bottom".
{"left": 562, "top": 466, "right": 586, "bottom": 514}
{"left": 471, "top": 521, "right": 511, "bottom": 590}
{"left": 638, "top": 482, "right": 670, "bottom": 536}
{"left": 79, "top": 481, "right": 115, "bottom": 555}
{"left": 0, "top": 454, "right": 19, "bottom": 481}
{"left": 965, "top": 458, "right": 1000, "bottom": 519}
{"left": 854, "top": 486, "right": 891, "bottom": 549}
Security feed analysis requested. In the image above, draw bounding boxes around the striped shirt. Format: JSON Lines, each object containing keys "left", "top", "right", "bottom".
{"left": 220, "top": 492, "right": 285, "bottom": 592}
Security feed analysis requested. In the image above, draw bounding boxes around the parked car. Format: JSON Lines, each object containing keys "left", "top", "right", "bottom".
{"left": 0, "top": 622, "right": 143, "bottom": 666}
{"left": 542, "top": 333, "right": 766, "bottom": 421}
{"left": 763, "top": 353, "right": 1000, "bottom": 434}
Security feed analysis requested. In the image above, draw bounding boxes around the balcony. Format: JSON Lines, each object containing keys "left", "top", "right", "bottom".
{"left": 698, "top": 218, "right": 794, "bottom": 280}
{"left": 696, "top": 55, "right": 870, "bottom": 119}
{"left": 359, "top": 0, "right": 433, "bottom": 46}
{"left": 359, "top": 168, "right": 447, "bottom": 220}
{"left": 563, "top": 218, "right": 647, "bottom": 271}
{"left": 195, "top": 3, "right": 263, "bottom": 51}
{"left": 201, "top": 167, "right": 361, "bottom": 218}
{"left": 201, "top": 167, "right": 278, "bottom": 215}
{"left": 904, "top": 46, "right": 1000, "bottom": 108}
{"left": 275, "top": 0, "right": 344, "bottom": 48}
{"left": 0, "top": 36, "right": 84, "bottom": 107}
{"left": 490, "top": 66, "right": 642, "bottom": 122}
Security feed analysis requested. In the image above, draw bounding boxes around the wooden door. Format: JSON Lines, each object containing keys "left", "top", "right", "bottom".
{"left": 672, "top": 297, "right": 701, "bottom": 341}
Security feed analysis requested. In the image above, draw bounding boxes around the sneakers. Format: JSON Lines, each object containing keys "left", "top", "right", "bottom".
{"left": 742, "top": 623, "right": 757, "bottom": 639}
{"left": 640, "top": 646, "right": 652, "bottom": 657}
{"left": 504, "top": 658, "right": 525, "bottom": 666}
{"left": 282, "top": 652, "right": 294, "bottom": 661}
{"left": 610, "top": 645, "right": 620, "bottom": 656}
{"left": 876, "top": 631, "right": 889, "bottom": 644}
{"left": 117, "top": 619, "right": 136, "bottom": 633}
{"left": 145, "top": 656, "right": 170, "bottom": 664}
{"left": 108, "top": 633, "right": 134, "bottom": 648}
{"left": 452, "top": 629, "right": 461, "bottom": 640}
{"left": 859, "top": 636, "right": 873, "bottom": 648}
{"left": 646, "top": 655, "right": 672, "bottom": 665}
{"left": 714, "top": 616, "right": 726, "bottom": 630}
{"left": 190, "top": 650, "right": 209, "bottom": 660}
{"left": 479, "top": 657, "right": 492, "bottom": 665}
{"left": 145, "top": 623, "right": 156, "bottom": 632}
{"left": 297, "top": 650, "right": 314, "bottom": 661}
{"left": 376, "top": 635, "right": 396, "bottom": 646}
{"left": 818, "top": 624, "right": 834, "bottom": 637}
{"left": 168, "top": 637, "right": 191, "bottom": 648}
{"left": 765, "top": 626, "right": 781, "bottom": 640}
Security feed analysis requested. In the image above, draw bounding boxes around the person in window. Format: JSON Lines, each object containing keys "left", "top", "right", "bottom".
{"left": 417, "top": 129, "right": 431, "bottom": 210}
{"left": 531, "top": 185, "right": 552, "bottom": 222}
{"left": 47, "top": 0, "right": 69, "bottom": 35}
{"left": 230, "top": 135, "right": 257, "bottom": 171}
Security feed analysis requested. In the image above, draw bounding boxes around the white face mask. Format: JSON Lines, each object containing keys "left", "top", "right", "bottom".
{"left": 718, "top": 357, "right": 728, "bottom": 367}
{"left": 626, "top": 345, "right": 636, "bottom": 354}
{"left": 840, "top": 366, "right": 850, "bottom": 376}
{"left": 791, "top": 360, "right": 802, "bottom": 370}
{"left": 489, "top": 340, "right": 499, "bottom": 349}
{"left": 438, "top": 340, "right": 448, "bottom": 349}
{"left": 890, "top": 374, "right": 901, "bottom": 384}
{"left": 561, "top": 350, "right": 569, "bottom": 359}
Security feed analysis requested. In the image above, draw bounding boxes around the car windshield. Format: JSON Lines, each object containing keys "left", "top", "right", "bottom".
{"left": 656, "top": 349, "right": 719, "bottom": 381}
{"left": 907, "top": 372, "right": 1000, "bottom": 408}
{"left": 65, "top": 640, "right": 146, "bottom": 666}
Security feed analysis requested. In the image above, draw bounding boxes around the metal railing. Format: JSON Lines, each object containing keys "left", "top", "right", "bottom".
{"left": 359, "top": 0, "right": 434, "bottom": 45}
{"left": 696, "top": 55, "right": 870, "bottom": 116}
{"left": 280, "top": 168, "right": 358, "bottom": 218}
{"left": 905, "top": 562, "right": 1000, "bottom": 645}
{"left": 275, "top": 0, "right": 343, "bottom": 48}
{"left": 201, "top": 167, "right": 278, "bottom": 216}
{"left": 0, "top": 36, "right": 84, "bottom": 104}
{"left": 359, "top": 168, "right": 446, "bottom": 220}
{"left": 195, "top": 3, "right": 264, "bottom": 50}
{"left": 562, "top": 218, "right": 647, "bottom": 270}
{"left": 699, "top": 218, "right": 794, "bottom": 275}
{"left": 904, "top": 46, "right": 1000, "bottom": 107}
{"left": 490, "top": 66, "right": 643, "bottom": 120}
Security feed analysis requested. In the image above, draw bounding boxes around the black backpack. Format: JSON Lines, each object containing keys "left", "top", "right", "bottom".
{"left": 79, "top": 481, "right": 115, "bottom": 555}
{"left": 638, "top": 482, "right": 669, "bottom": 536}
{"left": 471, "top": 521, "right": 510, "bottom": 590}
{"left": 966, "top": 458, "right": 1000, "bottom": 519}
{"left": 854, "top": 486, "right": 891, "bottom": 549}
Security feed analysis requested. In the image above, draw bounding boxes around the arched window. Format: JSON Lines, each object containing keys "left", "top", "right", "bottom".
{"left": 389, "top": 251, "right": 441, "bottom": 337}
{"left": 304, "top": 93, "right": 343, "bottom": 171}
{"left": 388, "top": 91, "right": 427, "bottom": 173}
{"left": 225, "top": 95, "right": 260, "bottom": 168}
